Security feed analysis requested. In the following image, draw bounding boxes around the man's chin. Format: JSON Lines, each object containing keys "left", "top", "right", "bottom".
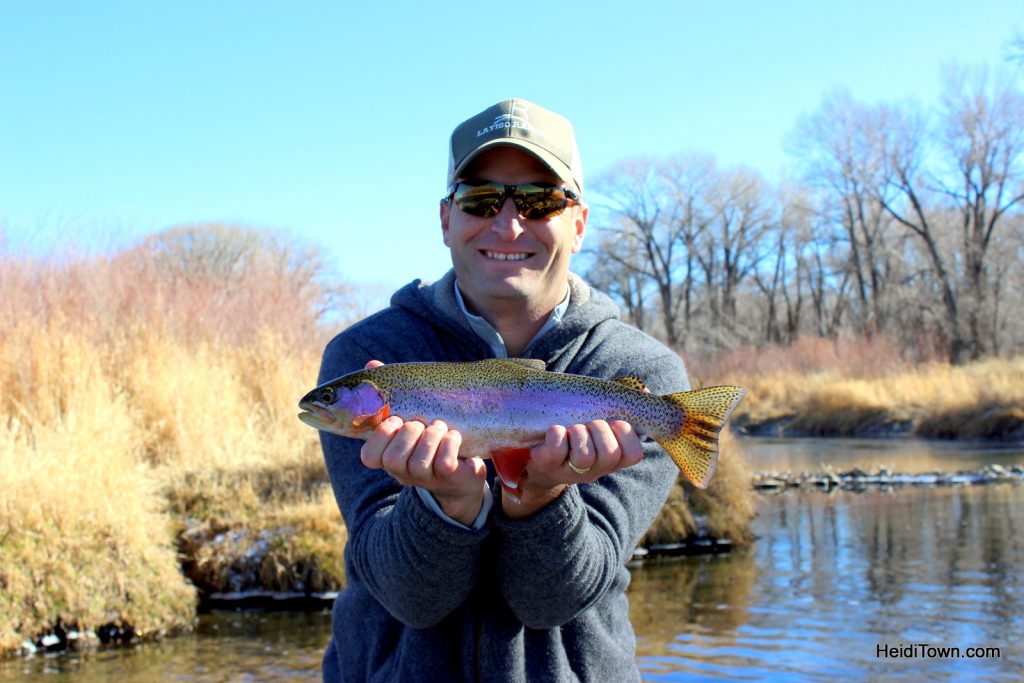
{"left": 459, "top": 276, "right": 534, "bottom": 306}
{"left": 477, "top": 280, "right": 532, "bottom": 301}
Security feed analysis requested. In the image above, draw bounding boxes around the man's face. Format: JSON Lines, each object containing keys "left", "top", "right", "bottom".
{"left": 440, "top": 146, "right": 587, "bottom": 317}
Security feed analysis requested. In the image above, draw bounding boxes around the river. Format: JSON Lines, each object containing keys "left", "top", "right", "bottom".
{"left": 2, "top": 437, "right": 1022, "bottom": 682}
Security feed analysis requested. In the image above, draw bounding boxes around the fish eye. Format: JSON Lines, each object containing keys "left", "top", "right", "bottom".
{"left": 318, "top": 387, "right": 336, "bottom": 404}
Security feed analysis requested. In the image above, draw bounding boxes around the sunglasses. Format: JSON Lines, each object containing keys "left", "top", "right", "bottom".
{"left": 447, "top": 180, "right": 580, "bottom": 220}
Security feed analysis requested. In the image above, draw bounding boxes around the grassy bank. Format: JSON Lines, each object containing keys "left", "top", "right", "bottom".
{"left": 0, "top": 317, "right": 342, "bottom": 654}
{"left": 693, "top": 337, "right": 1024, "bottom": 440}
{"left": 0, "top": 234, "right": 347, "bottom": 654}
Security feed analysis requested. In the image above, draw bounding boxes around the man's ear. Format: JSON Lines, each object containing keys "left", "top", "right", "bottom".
{"left": 571, "top": 203, "right": 588, "bottom": 254}
{"left": 440, "top": 199, "right": 452, "bottom": 246}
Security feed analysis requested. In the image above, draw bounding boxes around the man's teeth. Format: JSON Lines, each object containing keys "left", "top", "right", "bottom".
{"left": 485, "top": 251, "right": 530, "bottom": 261}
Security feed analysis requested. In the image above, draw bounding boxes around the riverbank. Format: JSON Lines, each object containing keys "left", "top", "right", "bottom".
{"left": 753, "top": 462, "right": 1024, "bottom": 491}
{"left": 11, "top": 459, "right": 1023, "bottom": 660}
{"left": 2, "top": 252, "right": 1022, "bottom": 657}
{"left": 697, "top": 338, "right": 1024, "bottom": 441}
{"left": 8, "top": 481, "right": 1021, "bottom": 682}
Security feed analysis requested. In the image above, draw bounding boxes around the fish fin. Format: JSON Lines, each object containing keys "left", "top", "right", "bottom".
{"left": 498, "top": 358, "right": 547, "bottom": 371}
{"left": 654, "top": 386, "right": 746, "bottom": 489}
{"left": 350, "top": 403, "right": 390, "bottom": 433}
{"left": 491, "top": 447, "right": 532, "bottom": 493}
{"left": 613, "top": 376, "right": 648, "bottom": 392}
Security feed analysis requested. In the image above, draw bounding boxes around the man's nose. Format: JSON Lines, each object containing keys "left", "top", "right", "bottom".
{"left": 490, "top": 198, "right": 525, "bottom": 240}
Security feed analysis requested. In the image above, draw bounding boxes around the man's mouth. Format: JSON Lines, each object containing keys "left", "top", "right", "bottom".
{"left": 483, "top": 250, "right": 532, "bottom": 262}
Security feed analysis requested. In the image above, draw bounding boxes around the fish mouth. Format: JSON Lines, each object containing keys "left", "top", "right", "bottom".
{"left": 297, "top": 401, "right": 339, "bottom": 430}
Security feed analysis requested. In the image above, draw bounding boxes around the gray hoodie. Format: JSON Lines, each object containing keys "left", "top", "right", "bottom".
{"left": 318, "top": 270, "right": 690, "bottom": 682}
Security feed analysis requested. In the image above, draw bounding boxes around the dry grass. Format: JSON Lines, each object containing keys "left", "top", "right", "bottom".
{"left": 689, "top": 432, "right": 756, "bottom": 543}
{"left": 0, "top": 230, "right": 345, "bottom": 654}
{"left": 0, "top": 313, "right": 341, "bottom": 653}
{"left": 642, "top": 431, "right": 756, "bottom": 546}
{"left": 691, "top": 337, "right": 1024, "bottom": 439}
{"left": 0, "top": 323, "right": 197, "bottom": 652}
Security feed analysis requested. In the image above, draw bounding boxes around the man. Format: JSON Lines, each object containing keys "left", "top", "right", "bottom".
{"left": 317, "top": 98, "right": 690, "bottom": 681}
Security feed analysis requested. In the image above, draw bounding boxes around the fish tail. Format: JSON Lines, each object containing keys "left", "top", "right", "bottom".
{"left": 653, "top": 386, "right": 746, "bottom": 489}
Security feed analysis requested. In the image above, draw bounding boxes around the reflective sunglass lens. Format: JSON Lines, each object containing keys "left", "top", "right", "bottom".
{"left": 455, "top": 185, "right": 504, "bottom": 217}
{"left": 514, "top": 188, "right": 569, "bottom": 220}
{"left": 452, "top": 182, "right": 575, "bottom": 219}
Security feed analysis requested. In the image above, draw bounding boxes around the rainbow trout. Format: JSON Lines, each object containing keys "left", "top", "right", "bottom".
{"left": 297, "top": 359, "right": 745, "bottom": 489}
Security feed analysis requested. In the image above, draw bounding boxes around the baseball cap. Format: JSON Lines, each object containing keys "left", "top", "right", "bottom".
{"left": 447, "top": 98, "right": 584, "bottom": 194}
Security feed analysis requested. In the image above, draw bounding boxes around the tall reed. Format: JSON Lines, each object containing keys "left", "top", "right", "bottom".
{"left": 0, "top": 227, "right": 345, "bottom": 653}
{"left": 0, "top": 321, "right": 197, "bottom": 651}
{"left": 691, "top": 336, "right": 1024, "bottom": 438}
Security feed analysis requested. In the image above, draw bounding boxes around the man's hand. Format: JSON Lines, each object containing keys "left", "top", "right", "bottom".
{"left": 501, "top": 419, "right": 646, "bottom": 519}
{"left": 358, "top": 361, "right": 487, "bottom": 526}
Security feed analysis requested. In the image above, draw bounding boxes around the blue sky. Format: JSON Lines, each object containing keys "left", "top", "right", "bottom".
{"left": 1, "top": 1, "right": 1020, "bottom": 302}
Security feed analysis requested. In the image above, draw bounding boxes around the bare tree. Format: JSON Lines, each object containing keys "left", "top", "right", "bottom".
{"left": 698, "top": 167, "right": 773, "bottom": 346}
{"left": 584, "top": 228, "right": 652, "bottom": 332}
{"left": 585, "top": 62, "right": 1023, "bottom": 362}
{"left": 752, "top": 185, "right": 816, "bottom": 344}
{"left": 129, "top": 223, "right": 350, "bottom": 345}
{"left": 937, "top": 65, "right": 1024, "bottom": 358}
{"left": 1006, "top": 28, "right": 1024, "bottom": 67}
{"left": 790, "top": 89, "right": 902, "bottom": 337}
{"left": 789, "top": 70, "right": 1023, "bottom": 363}
{"left": 879, "top": 66, "right": 1024, "bottom": 362}
{"left": 591, "top": 155, "right": 714, "bottom": 348}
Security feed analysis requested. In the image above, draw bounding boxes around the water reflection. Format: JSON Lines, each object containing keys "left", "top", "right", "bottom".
{"left": 633, "top": 485, "right": 1024, "bottom": 681}
{"left": 3, "top": 438, "right": 1022, "bottom": 682}
{"left": 629, "top": 551, "right": 758, "bottom": 653}
{"left": 736, "top": 436, "right": 1024, "bottom": 474}
{"left": 0, "top": 611, "right": 331, "bottom": 682}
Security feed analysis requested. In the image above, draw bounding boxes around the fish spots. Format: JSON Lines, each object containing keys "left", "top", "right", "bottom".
{"left": 657, "top": 386, "right": 746, "bottom": 488}
{"left": 613, "top": 376, "right": 648, "bottom": 392}
{"left": 298, "top": 359, "right": 745, "bottom": 490}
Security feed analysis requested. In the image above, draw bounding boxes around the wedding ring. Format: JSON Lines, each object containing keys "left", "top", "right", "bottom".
{"left": 566, "top": 460, "right": 592, "bottom": 475}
